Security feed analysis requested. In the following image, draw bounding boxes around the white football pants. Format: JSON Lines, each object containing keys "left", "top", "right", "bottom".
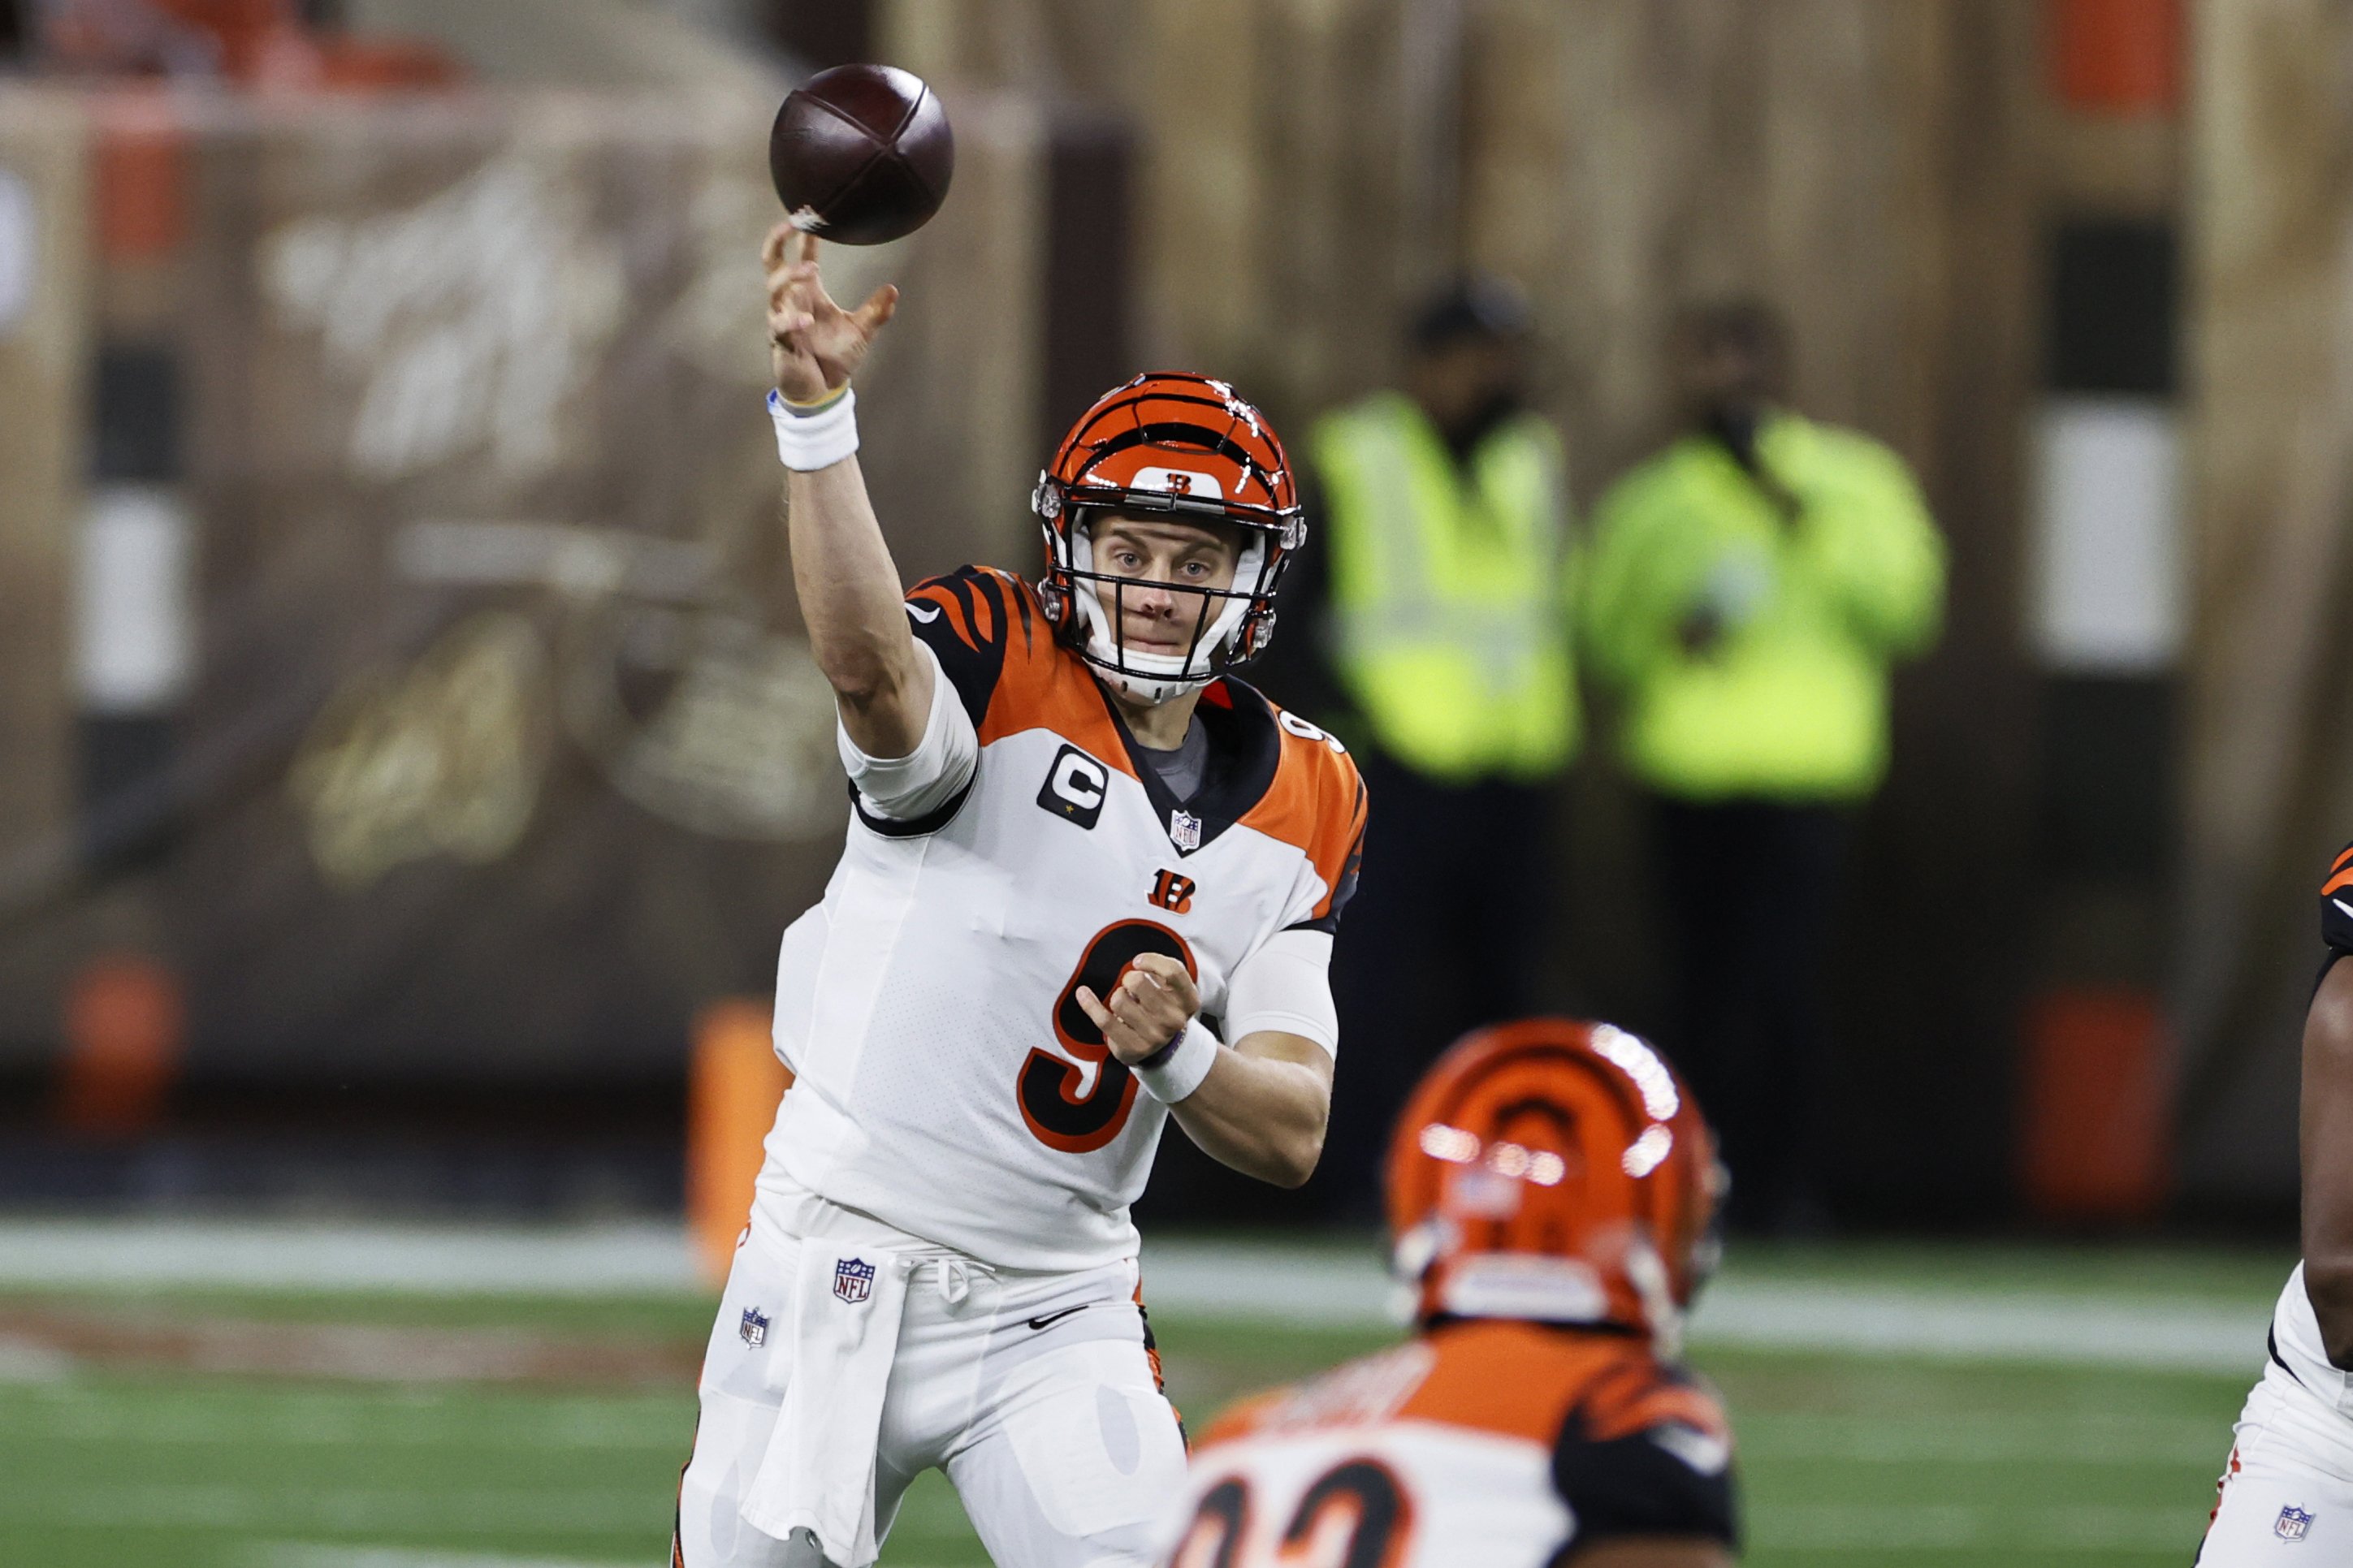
{"left": 672, "top": 1212, "right": 1188, "bottom": 1568}
{"left": 2199, "top": 1362, "right": 2353, "bottom": 1564}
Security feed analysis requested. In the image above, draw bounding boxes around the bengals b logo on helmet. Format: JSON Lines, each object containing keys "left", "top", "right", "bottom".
{"left": 1386, "top": 1018, "right": 1724, "bottom": 1352}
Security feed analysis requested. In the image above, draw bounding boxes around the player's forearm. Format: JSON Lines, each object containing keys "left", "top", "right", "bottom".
{"left": 785, "top": 457, "right": 929, "bottom": 756}
{"left": 2304, "top": 962, "right": 2353, "bottom": 1365}
{"left": 1168, "top": 1036, "right": 1330, "bottom": 1189}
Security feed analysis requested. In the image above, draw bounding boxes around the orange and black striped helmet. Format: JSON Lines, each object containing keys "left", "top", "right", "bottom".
{"left": 1386, "top": 1018, "right": 1724, "bottom": 1347}
{"left": 1032, "top": 373, "right": 1305, "bottom": 701}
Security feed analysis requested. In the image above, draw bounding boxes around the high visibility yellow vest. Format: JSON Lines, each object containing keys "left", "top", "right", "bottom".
{"left": 1581, "top": 414, "right": 1945, "bottom": 801}
{"left": 1312, "top": 392, "right": 1577, "bottom": 784}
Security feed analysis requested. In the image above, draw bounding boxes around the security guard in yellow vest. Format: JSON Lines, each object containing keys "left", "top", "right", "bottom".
{"left": 1583, "top": 300, "right": 1944, "bottom": 1233}
{"left": 1256, "top": 276, "right": 1577, "bottom": 1211}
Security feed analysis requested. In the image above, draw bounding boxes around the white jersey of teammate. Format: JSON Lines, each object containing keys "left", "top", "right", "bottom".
{"left": 2201, "top": 847, "right": 2353, "bottom": 1564}
{"left": 2199, "top": 1267, "right": 2353, "bottom": 1562}
{"left": 759, "top": 563, "right": 1366, "bottom": 1272}
{"left": 1161, "top": 1320, "right": 1738, "bottom": 1567}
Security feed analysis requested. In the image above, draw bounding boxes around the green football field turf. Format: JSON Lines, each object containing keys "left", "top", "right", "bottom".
{"left": 0, "top": 1243, "right": 2291, "bottom": 1568}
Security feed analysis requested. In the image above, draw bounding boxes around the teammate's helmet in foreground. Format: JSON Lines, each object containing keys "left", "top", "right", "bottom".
{"left": 1387, "top": 1018, "right": 1724, "bottom": 1350}
{"left": 1032, "top": 372, "right": 1305, "bottom": 705}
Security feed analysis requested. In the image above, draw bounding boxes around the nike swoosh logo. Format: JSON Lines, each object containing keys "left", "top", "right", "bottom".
{"left": 1650, "top": 1423, "right": 1731, "bottom": 1476}
{"left": 906, "top": 602, "right": 942, "bottom": 622}
{"left": 1026, "top": 1305, "right": 1088, "bottom": 1332}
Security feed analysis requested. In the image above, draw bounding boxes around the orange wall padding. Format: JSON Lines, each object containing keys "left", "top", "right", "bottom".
{"left": 57, "top": 955, "right": 185, "bottom": 1137}
{"left": 2019, "top": 987, "right": 2173, "bottom": 1222}
{"left": 687, "top": 1000, "right": 789, "bottom": 1287}
{"left": 2050, "top": 0, "right": 2182, "bottom": 114}
{"left": 93, "top": 92, "right": 187, "bottom": 261}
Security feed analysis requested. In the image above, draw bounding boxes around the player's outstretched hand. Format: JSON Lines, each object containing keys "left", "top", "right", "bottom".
{"left": 1077, "top": 953, "right": 1201, "bottom": 1066}
{"left": 763, "top": 222, "right": 898, "bottom": 405}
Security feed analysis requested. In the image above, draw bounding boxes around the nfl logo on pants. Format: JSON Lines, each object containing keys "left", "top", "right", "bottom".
{"left": 834, "top": 1256, "right": 876, "bottom": 1305}
{"left": 2277, "top": 1505, "right": 2315, "bottom": 1542}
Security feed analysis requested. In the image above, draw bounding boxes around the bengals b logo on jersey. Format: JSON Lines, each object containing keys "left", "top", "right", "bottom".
{"left": 1150, "top": 870, "right": 1196, "bottom": 914}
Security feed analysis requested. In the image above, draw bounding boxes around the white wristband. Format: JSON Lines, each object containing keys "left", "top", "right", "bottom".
{"left": 1135, "top": 1017, "right": 1220, "bottom": 1104}
{"left": 768, "top": 387, "right": 860, "bottom": 471}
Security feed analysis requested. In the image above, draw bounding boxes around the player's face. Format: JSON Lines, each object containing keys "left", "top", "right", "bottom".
{"left": 1087, "top": 514, "right": 1245, "bottom": 657}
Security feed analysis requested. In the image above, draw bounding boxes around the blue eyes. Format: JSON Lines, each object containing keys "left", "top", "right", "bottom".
{"left": 1109, "top": 554, "right": 1213, "bottom": 578}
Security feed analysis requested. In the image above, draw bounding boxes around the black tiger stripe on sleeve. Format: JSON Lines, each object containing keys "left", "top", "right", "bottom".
{"left": 2322, "top": 840, "right": 2353, "bottom": 970}
{"left": 906, "top": 566, "right": 1019, "bottom": 727}
{"left": 1549, "top": 1409, "right": 1738, "bottom": 1557}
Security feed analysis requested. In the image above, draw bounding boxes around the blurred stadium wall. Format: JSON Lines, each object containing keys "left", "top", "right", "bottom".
{"left": 0, "top": 0, "right": 2330, "bottom": 1225}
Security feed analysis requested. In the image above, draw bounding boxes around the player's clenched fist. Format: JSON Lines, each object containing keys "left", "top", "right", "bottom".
{"left": 1075, "top": 953, "right": 1200, "bottom": 1066}
{"left": 763, "top": 222, "right": 898, "bottom": 405}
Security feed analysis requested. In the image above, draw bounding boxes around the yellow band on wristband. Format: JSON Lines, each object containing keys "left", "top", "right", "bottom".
{"left": 781, "top": 383, "right": 850, "bottom": 413}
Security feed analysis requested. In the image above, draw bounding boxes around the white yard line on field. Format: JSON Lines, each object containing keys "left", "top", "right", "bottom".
{"left": 0, "top": 1219, "right": 695, "bottom": 1294}
{"left": 1687, "top": 1276, "right": 2271, "bottom": 1376}
{"left": 1140, "top": 1242, "right": 2276, "bottom": 1376}
{"left": 0, "top": 1220, "right": 2280, "bottom": 1376}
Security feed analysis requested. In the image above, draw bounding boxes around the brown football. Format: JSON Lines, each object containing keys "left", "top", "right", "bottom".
{"left": 768, "top": 64, "right": 954, "bottom": 246}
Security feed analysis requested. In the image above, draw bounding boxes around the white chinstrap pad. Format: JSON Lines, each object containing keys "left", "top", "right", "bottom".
{"left": 769, "top": 387, "right": 861, "bottom": 471}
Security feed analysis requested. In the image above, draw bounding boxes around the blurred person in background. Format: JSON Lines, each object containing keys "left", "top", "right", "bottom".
{"left": 2197, "top": 843, "right": 2353, "bottom": 1562}
{"left": 1158, "top": 1017, "right": 1737, "bottom": 1566}
{"left": 1260, "top": 274, "right": 1578, "bottom": 1214}
{"left": 1581, "top": 300, "right": 1944, "bottom": 1234}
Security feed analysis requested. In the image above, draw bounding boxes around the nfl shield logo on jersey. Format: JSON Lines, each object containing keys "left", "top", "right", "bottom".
{"left": 834, "top": 1256, "right": 877, "bottom": 1305}
{"left": 1170, "top": 810, "right": 1202, "bottom": 851}
{"left": 2277, "top": 1505, "right": 2315, "bottom": 1541}
{"left": 738, "top": 1307, "right": 769, "bottom": 1347}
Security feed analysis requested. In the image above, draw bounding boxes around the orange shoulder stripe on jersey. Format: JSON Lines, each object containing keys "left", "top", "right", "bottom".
{"left": 910, "top": 581, "right": 979, "bottom": 652}
{"left": 1395, "top": 1321, "right": 1722, "bottom": 1446}
{"left": 967, "top": 572, "right": 996, "bottom": 646}
{"left": 2326, "top": 868, "right": 2353, "bottom": 899}
{"left": 1568, "top": 1353, "right": 1730, "bottom": 1445}
{"left": 969, "top": 579, "right": 1139, "bottom": 779}
{"left": 1236, "top": 714, "right": 1366, "bottom": 918}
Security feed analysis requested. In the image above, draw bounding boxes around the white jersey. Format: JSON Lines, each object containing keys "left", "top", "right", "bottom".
{"left": 1161, "top": 1321, "right": 1738, "bottom": 1567}
{"left": 2196, "top": 1268, "right": 2353, "bottom": 1562}
{"left": 757, "top": 565, "right": 1367, "bottom": 1272}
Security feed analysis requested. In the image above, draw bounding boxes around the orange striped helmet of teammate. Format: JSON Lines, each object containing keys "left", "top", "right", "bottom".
{"left": 1032, "top": 372, "right": 1305, "bottom": 705}
{"left": 1386, "top": 1018, "right": 1725, "bottom": 1351}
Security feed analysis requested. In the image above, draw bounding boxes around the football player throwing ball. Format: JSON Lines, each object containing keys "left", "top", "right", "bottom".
{"left": 1160, "top": 1019, "right": 1740, "bottom": 1567}
{"left": 671, "top": 227, "right": 1366, "bottom": 1568}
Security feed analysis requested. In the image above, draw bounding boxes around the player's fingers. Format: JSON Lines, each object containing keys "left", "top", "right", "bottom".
{"left": 852, "top": 283, "right": 899, "bottom": 334}
{"left": 1075, "top": 986, "right": 1114, "bottom": 1029}
{"left": 761, "top": 220, "right": 795, "bottom": 274}
{"left": 790, "top": 227, "right": 820, "bottom": 268}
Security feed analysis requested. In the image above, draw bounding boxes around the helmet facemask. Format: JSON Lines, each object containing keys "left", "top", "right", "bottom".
{"left": 1059, "top": 510, "right": 1279, "bottom": 706}
{"left": 1032, "top": 373, "right": 1306, "bottom": 704}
